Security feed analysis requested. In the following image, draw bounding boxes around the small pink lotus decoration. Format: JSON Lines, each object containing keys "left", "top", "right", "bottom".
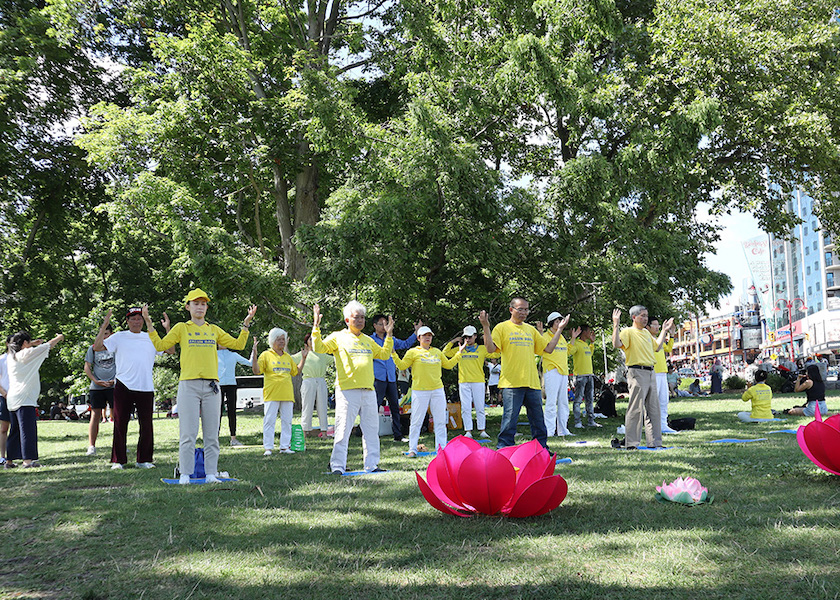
{"left": 655, "top": 477, "right": 712, "bottom": 506}
{"left": 797, "top": 404, "right": 840, "bottom": 475}
{"left": 415, "top": 436, "right": 568, "bottom": 517}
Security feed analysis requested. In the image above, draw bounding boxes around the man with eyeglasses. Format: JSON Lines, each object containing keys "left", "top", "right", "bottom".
{"left": 480, "top": 297, "right": 565, "bottom": 449}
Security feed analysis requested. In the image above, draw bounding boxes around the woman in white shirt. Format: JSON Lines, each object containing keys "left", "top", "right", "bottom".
{"left": 5, "top": 330, "right": 64, "bottom": 468}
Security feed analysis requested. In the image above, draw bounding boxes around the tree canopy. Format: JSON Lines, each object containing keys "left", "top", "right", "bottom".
{"left": 2, "top": 0, "right": 840, "bottom": 400}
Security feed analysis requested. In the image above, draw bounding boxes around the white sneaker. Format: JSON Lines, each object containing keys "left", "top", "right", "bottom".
{"left": 593, "top": 412, "right": 608, "bottom": 419}
{"left": 574, "top": 423, "right": 584, "bottom": 429}
{"left": 135, "top": 462, "right": 156, "bottom": 469}
{"left": 205, "top": 473, "right": 220, "bottom": 483}
{"left": 86, "top": 446, "right": 96, "bottom": 456}
{"left": 464, "top": 431, "right": 474, "bottom": 439}
{"left": 179, "top": 474, "right": 191, "bottom": 485}
{"left": 230, "top": 439, "right": 243, "bottom": 447}
{"left": 661, "top": 427, "right": 679, "bottom": 434}
{"left": 478, "top": 431, "right": 491, "bottom": 439}
{"left": 400, "top": 437, "right": 409, "bottom": 443}
{"left": 279, "top": 448, "right": 295, "bottom": 454}
{"left": 111, "top": 463, "right": 124, "bottom": 470}
{"left": 263, "top": 450, "right": 273, "bottom": 456}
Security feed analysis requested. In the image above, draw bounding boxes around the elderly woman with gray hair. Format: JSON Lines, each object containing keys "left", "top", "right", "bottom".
{"left": 252, "top": 327, "right": 307, "bottom": 455}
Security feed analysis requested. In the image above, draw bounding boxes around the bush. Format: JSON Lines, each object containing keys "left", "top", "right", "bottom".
{"left": 765, "top": 372, "right": 786, "bottom": 393}
{"left": 724, "top": 375, "right": 746, "bottom": 390}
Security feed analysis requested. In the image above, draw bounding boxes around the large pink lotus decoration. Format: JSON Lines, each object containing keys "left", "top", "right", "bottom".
{"left": 415, "top": 436, "right": 568, "bottom": 517}
{"left": 797, "top": 404, "right": 840, "bottom": 475}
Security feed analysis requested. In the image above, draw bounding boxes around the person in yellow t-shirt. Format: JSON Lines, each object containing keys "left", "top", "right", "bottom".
{"left": 443, "top": 325, "right": 499, "bottom": 439}
{"left": 143, "top": 289, "right": 257, "bottom": 484}
{"left": 311, "top": 301, "right": 394, "bottom": 475}
{"left": 738, "top": 369, "right": 775, "bottom": 422}
{"left": 537, "top": 312, "right": 572, "bottom": 437}
{"left": 568, "top": 324, "right": 599, "bottom": 429}
{"left": 647, "top": 318, "right": 677, "bottom": 434}
{"left": 291, "top": 333, "right": 334, "bottom": 437}
{"left": 394, "top": 326, "right": 464, "bottom": 457}
{"left": 480, "top": 297, "right": 565, "bottom": 449}
{"left": 612, "top": 306, "right": 673, "bottom": 450}
{"left": 252, "top": 328, "right": 307, "bottom": 455}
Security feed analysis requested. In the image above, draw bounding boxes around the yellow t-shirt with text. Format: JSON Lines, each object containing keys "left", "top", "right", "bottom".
{"left": 491, "top": 320, "right": 546, "bottom": 389}
{"left": 443, "top": 343, "right": 499, "bottom": 383}
{"left": 258, "top": 350, "right": 298, "bottom": 402}
{"left": 541, "top": 332, "right": 569, "bottom": 376}
{"left": 568, "top": 339, "right": 594, "bottom": 376}
{"left": 741, "top": 383, "right": 773, "bottom": 419}
{"left": 393, "top": 347, "right": 461, "bottom": 391}
{"left": 150, "top": 322, "right": 248, "bottom": 380}
{"left": 312, "top": 328, "right": 393, "bottom": 390}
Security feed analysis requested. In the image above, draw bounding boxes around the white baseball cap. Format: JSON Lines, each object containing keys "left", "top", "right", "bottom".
{"left": 547, "top": 311, "right": 562, "bottom": 323}
{"left": 463, "top": 325, "right": 477, "bottom": 336}
{"left": 417, "top": 326, "right": 434, "bottom": 336}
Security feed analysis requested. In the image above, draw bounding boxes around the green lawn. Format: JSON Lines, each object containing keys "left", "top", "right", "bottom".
{"left": 3, "top": 391, "right": 840, "bottom": 600}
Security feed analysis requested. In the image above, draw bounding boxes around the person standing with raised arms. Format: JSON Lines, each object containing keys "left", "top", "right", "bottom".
{"left": 442, "top": 325, "right": 498, "bottom": 439}
{"left": 144, "top": 290, "right": 256, "bottom": 483}
{"left": 480, "top": 297, "right": 564, "bottom": 449}
{"left": 311, "top": 301, "right": 394, "bottom": 475}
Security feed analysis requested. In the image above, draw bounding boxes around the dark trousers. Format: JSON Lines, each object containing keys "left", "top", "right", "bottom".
{"left": 111, "top": 380, "right": 154, "bottom": 464}
{"left": 220, "top": 385, "right": 237, "bottom": 436}
{"left": 497, "top": 387, "right": 548, "bottom": 449}
{"left": 374, "top": 379, "right": 403, "bottom": 440}
{"left": 7, "top": 406, "right": 38, "bottom": 461}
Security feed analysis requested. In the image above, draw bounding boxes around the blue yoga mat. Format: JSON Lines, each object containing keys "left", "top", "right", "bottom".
{"left": 161, "top": 477, "right": 238, "bottom": 485}
{"left": 556, "top": 457, "right": 573, "bottom": 464}
{"left": 404, "top": 451, "right": 436, "bottom": 457}
{"left": 637, "top": 446, "right": 675, "bottom": 451}
{"left": 769, "top": 429, "right": 798, "bottom": 434}
{"left": 342, "top": 469, "right": 389, "bottom": 477}
{"left": 706, "top": 438, "right": 768, "bottom": 444}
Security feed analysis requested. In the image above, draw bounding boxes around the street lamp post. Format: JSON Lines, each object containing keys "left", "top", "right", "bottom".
{"left": 774, "top": 298, "right": 807, "bottom": 361}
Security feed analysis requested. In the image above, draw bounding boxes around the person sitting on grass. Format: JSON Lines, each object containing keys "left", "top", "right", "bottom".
{"left": 252, "top": 328, "right": 307, "bottom": 456}
{"left": 738, "top": 370, "right": 775, "bottom": 422}
{"left": 688, "top": 379, "right": 705, "bottom": 396}
{"left": 787, "top": 365, "right": 828, "bottom": 417}
{"left": 393, "top": 326, "right": 465, "bottom": 458}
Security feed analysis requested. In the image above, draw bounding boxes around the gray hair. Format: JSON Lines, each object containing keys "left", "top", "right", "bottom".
{"left": 343, "top": 300, "right": 366, "bottom": 320}
{"left": 629, "top": 305, "right": 647, "bottom": 318}
{"left": 268, "top": 328, "right": 287, "bottom": 346}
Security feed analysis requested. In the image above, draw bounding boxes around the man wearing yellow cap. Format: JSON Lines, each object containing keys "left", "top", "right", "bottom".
{"left": 144, "top": 289, "right": 257, "bottom": 483}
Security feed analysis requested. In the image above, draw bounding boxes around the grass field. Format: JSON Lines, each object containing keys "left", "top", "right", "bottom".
{"left": 3, "top": 391, "right": 840, "bottom": 600}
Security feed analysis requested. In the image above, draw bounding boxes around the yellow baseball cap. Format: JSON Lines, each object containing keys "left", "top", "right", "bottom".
{"left": 183, "top": 288, "right": 210, "bottom": 303}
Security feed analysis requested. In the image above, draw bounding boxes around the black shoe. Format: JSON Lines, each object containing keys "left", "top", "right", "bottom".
{"left": 331, "top": 469, "right": 344, "bottom": 475}
{"left": 625, "top": 446, "right": 638, "bottom": 450}
{"left": 367, "top": 467, "right": 386, "bottom": 473}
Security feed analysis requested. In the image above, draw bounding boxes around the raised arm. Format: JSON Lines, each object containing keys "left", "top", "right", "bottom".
{"left": 93, "top": 309, "right": 111, "bottom": 351}
{"left": 251, "top": 340, "right": 261, "bottom": 375}
{"left": 611, "top": 309, "right": 623, "bottom": 349}
{"left": 479, "top": 311, "right": 495, "bottom": 353}
{"left": 655, "top": 318, "right": 674, "bottom": 352}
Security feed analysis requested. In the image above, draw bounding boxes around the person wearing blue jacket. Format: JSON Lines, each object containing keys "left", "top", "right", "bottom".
{"left": 371, "top": 314, "right": 421, "bottom": 442}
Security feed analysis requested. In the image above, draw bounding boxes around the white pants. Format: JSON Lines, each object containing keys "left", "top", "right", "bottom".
{"left": 544, "top": 370, "right": 570, "bottom": 436}
{"left": 176, "top": 379, "right": 221, "bottom": 477}
{"left": 459, "top": 382, "right": 486, "bottom": 431}
{"left": 656, "top": 372, "right": 670, "bottom": 431}
{"left": 409, "top": 388, "right": 448, "bottom": 454}
{"left": 330, "top": 388, "right": 380, "bottom": 472}
{"left": 263, "top": 401, "right": 293, "bottom": 450}
{"left": 300, "top": 377, "right": 329, "bottom": 431}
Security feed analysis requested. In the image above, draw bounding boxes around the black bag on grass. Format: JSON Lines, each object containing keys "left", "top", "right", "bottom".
{"left": 669, "top": 417, "right": 696, "bottom": 431}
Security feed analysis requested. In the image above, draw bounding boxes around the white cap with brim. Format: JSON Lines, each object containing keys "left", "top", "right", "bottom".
{"left": 417, "top": 326, "right": 434, "bottom": 336}
{"left": 463, "top": 325, "right": 477, "bottom": 337}
{"left": 546, "top": 311, "right": 562, "bottom": 323}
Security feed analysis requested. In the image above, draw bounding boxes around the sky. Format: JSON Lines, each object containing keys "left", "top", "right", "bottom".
{"left": 699, "top": 206, "right": 765, "bottom": 316}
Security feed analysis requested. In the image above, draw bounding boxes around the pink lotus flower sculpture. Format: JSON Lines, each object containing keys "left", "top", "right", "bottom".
{"left": 415, "top": 436, "right": 568, "bottom": 517}
{"left": 797, "top": 404, "right": 840, "bottom": 475}
{"left": 655, "top": 477, "right": 712, "bottom": 506}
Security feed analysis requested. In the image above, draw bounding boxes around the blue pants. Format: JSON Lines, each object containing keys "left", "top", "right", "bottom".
{"left": 374, "top": 379, "right": 403, "bottom": 440}
{"left": 573, "top": 375, "right": 595, "bottom": 425}
{"left": 7, "top": 406, "right": 38, "bottom": 461}
{"left": 497, "top": 387, "right": 548, "bottom": 449}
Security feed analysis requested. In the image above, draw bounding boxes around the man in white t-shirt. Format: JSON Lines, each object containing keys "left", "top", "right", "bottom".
{"left": 95, "top": 308, "right": 168, "bottom": 469}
